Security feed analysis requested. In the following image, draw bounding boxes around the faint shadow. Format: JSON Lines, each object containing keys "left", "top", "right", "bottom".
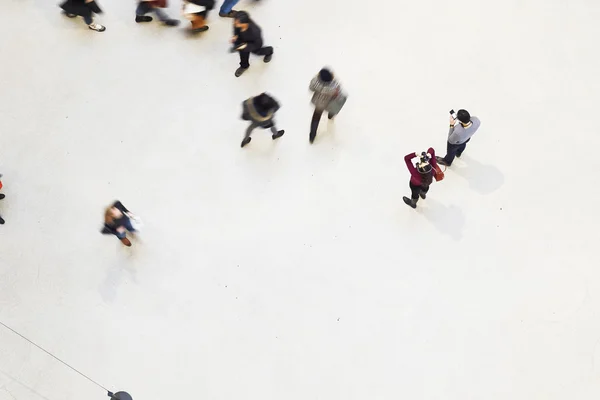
{"left": 419, "top": 198, "right": 466, "bottom": 241}
{"left": 0, "top": 369, "right": 55, "bottom": 400}
{"left": 99, "top": 241, "right": 139, "bottom": 303}
{"left": 451, "top": 155, "right": 504, "bottom": 195}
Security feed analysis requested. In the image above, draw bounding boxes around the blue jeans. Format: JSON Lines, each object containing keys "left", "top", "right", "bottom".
{"left": 136, "top": 2, "right": 169, "bottom": 21}
{"left": 220, "top": 0, "right": 239, "bottom": 13}
{"left": 83, "top": 13, "right": 93, "bottom": 24}
{"left": 115, "top": 218, "right": 136, "bottom": 239}
{"left": 442, "top": 138, "right": 470, "bottom": 165}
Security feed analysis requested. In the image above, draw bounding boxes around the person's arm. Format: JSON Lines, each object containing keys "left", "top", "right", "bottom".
{"left": 428, "top": 147, "right": 439, "bottom": 169}
{"left": 113, "top": 201, "right": 130, "bottom": 214}
{"left": 404, "top": 153, "right": 418, "bottom": 176}
{"left": 271, "top": 98, "right": 281, "bottom": 113}
{"left": 447, "top": 125, "right": 463, "bottom": 144}
{"left": 309, "top": 76, "right": 318, "bottom": 92}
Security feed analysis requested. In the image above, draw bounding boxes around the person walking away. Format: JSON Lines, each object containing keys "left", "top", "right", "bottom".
{"left": 60, "top": 0, "right": 106, "bottom": 32}
{"left": 403, "top": 148, "right": 440, "bottom": 209}
{"left": 182, "top": 0, "right": 215, "bottom": 32}
{"left": 135, "top": 0, "right": 180, "bottom": 26}
{"left": 240, "top": 93, "right": 285, "bottom": 148}
{"left": 436, "top": 109, "right": 481, "bottom": 166}
{"left": 309, "top": 68, "right": 344, "bottom": 143}
{"left": 231, "top": 11, "right": 273, "bottom": 77}
{"left": 101, "top": 201, "right": 137, "bottom": 247}
{"left": 0, "top": 174, "right": 5, "bottom": 225}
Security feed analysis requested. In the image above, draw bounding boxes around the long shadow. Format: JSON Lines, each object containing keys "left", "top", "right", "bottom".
{"left": 418, "top": 198, "right": 466, "bottom": 241}
{"left": 450, "top": 155, "right": 505, "bottom": 195}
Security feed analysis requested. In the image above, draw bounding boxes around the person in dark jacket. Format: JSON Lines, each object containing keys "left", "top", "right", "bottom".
{"left": 182, "top": 0, "right": 215, "bottom": 32}
{"left": 60, "top": 0, "right": 106, "bottom": 32}
{"left": 101, "top": 201, "right": 136, "bottom": 247}
{"left": 231, "top": 11, "right": 273, "bottom": 77}
{"left": 403, "top": 148, "right": 439, "bottom": 209}
{"left": 135, "top": 0, "right": 179, "bottom": 26}
{"left": 240, "top": 93, "right": 285, "bottom": 148}
{"left": 0, "top": 174, "right": 4, "bottom": 225}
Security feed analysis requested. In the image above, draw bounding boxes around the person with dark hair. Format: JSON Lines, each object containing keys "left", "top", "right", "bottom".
{"left": 436, "top": 109, "right": 481, "bottom": 166}
{"left": 182, "top": 0, "right": 215, "bottom": 32}
{"left": 60, "top": 0, "right": 106, "bottom": 32}
{"left": 309, "top": 68, "right": 344, "bottom": 143}
{"left": 101, "top": 201, "right": 137, "bottom": 247}
{"left": 0, "top": 174, "right": 4, "bottom": 225}
{"left": 231, "top": 11, "right": 273, "bottom": 77}
{"left": 135, "top": 0, "right": 180, "bottom": 26}
{"left": 240, "top": 93, "right": 285, "bottom": 148}
{"left": 403, "top": 148, "right": 440, "bottom": 209}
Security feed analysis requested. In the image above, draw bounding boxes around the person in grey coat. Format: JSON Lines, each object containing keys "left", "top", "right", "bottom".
{"left": 436, "top": 109, "right": 481, "bottom": 166}
{"left": 309, "top": 68, "right": 342, "bottom": 143}
{"left": 240, "top": 93, "right": 285, "bottom": 148}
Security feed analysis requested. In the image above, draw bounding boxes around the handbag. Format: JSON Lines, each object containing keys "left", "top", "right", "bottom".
{"left": 433, "top": 165, "right": 445, "bottom": 182}
{"left": 149, "top": 0, "right": 167, "bottom": 8}
{"left": 326, "top": 92, "right": 347, "bottom": 115}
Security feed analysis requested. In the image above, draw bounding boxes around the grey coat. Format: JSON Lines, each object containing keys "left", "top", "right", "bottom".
{"left": 310, "top": 76, "right": 341, "bottom": 110}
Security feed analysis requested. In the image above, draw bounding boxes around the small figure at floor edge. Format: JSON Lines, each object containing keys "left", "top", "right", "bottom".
{"left": 59, "top": 0, "right": 106, "bottom": 32}
{"left": 403, "top": 148, "right": 443, "bottom": 209}
{"left": 309, "top": 68, "right": 347, "bottom": 143}
{"left": 231, "top": 11, "right": 273, "bottom": 77}
{"left": 135, "top": 0, "right": 180, "bottom": 26}
{"left": 240, "top": 93, "right": 285, "bottom": 148}
{"left": 182, "top": 0, "right": 215, "bottom": 32}
{"left": 101, "top": 201, "right": 137, "bottom": 247}
{"left": 0, "top": 174, "right": 5, "bottom": 225}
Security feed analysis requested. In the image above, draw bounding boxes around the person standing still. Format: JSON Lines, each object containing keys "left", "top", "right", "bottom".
{"left": 436, "top": 109, "right": 481, "bottom": 167}
{"left": 309, "top": 68, "right": 342, "bottom": 143}
{"left": 231, "top": 11, "right": 273, "bottom": 77}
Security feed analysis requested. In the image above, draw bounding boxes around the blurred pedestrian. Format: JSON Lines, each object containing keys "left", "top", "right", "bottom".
{"left": 231, "top": 11, "right": 273, "bottom": 77}
{"left": 0, "top": 174, "right": 4, "bottom": 225}
{"left": 182, "top": 0, "right": 215, "bottom": 33}
{"left": 308, "top": 68, "right": 346, "bottom": 143}
{"left": 218, "top": 0, "right": 239, "bottom": 17}
{"left": 101, "top": 201, "right": 137, "bottom": 247}
{"left": 403, "top": 148, "right": 443, "bottom": 209}
{"left": 436, "top": 109, "right": 481, "bottom": 166}
{"left": 60, "top": 0, "right": 106, "bottom": 32}
{"left": 240, "top": 93, "right": 285, "bottom": 148}
{"left": 135, "top": 0, "right": 180, "bottom": 26}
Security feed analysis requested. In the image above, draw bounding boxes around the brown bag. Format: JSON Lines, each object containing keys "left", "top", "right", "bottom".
{"left": 149, "top": 0, "right": 167, "bottom": 8}
{"left": 433, "top": 165, "right": 445, "bottom": 182}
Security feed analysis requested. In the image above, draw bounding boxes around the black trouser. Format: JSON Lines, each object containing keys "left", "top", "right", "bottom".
{"left": 239, "top": 46, "right": 273, "bottom": 68}
{"left": 244, "top": 121, "right": 279, "bottom": 139}
{"left": 410, "top": 182, "right": 429, "bottom": 200}
{"left": 310, "top": 108, "right": 335, "bottom": 138}
{"left": 442, "top": 138, "right": 470, "bottom": 165}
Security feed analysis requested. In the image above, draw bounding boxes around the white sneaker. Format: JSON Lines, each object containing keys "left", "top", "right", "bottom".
{"left": 88, "top": 23, "right": 106, "bottom": 32}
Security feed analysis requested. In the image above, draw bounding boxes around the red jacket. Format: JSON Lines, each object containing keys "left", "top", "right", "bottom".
{"left": 405, "top": 148, "right": 438, "bottom": 186}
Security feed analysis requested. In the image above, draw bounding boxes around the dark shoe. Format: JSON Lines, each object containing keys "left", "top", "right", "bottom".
{"left": 235, "top": 67, "right": 248, "bottom": 77}
{"left": 219, "top": 10, "right": 237, "bottom": 18}
{"left": 241, "top": 137, "right": 252, "bottom": 147}
{"left": 136, "top": 15, "right": 153, "bottom": 23}
{"left": 272, "top": 130, "right": 285, "bottom": 139}
{"left": 0, "top": 194, "right": 5, "bottom": 200}
{"left": 191, "top": 25, "right": 209, "bottom": 33}
{"left": 328, "top": 113, "right": 336, "bottom": 120}
{"left": 88, "top": 23, "right": 106, "bottom": 32}
{"left": 263, "top": 54, "right": 272, "bottom": 63}
{"left": 309, "top": 131, "right": 317, "bottom": 143}
{"left": 164, "top": 19, "right": 180, "bottom": 26}
{"left": 63, "top": 12, "right": 77, "bottom": 18}
{"left": 419, "top": 191, "right": 427, "bottom": 200}
{"left": 403, "top": 196, "right": 417, "bottom": 209}
{"left": 456, "top": 152, "right": 463, "bottom": 158}
{"left": 120, "top": 237, "right": 132, "bottom": 247}
{"left": 0, "top": 216, "right": 4, "bottom": 225}
{"left": 436, "top": 156, "right": 450, "bottom": 167}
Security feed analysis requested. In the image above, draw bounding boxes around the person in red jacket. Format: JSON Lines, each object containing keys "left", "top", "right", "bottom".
{"left": 403, "top": 148, "right": 439, "bottom": 209}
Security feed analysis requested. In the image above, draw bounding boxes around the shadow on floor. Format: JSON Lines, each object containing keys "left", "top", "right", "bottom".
{"left": 450, "top": 155, "right": 505, "bottom": 195}
{"left": 418, "top": 198, "right": 466, "bottom": 241}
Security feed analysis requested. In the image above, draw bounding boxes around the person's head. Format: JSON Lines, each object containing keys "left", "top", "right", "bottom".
{"left": 417, "top": 152, "right": 433, "bottom": 185}
{"left": 234, "top": 11, "right": 250, "bottom": 28}
{"left": 319, "top": 68, "right": 334, "bottom": 83}
{"left": 457, "top": 109, "right": 471, "bottom": 125}
{"left": 255, "top": 93, "right": 275, "bottom": 110}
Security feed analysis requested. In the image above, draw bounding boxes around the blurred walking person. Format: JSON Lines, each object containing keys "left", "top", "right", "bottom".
{"left": 182, "top": 0, "right": 215, "bottom": 33}
{"left": 309, "top": 68, "right": 346, "bottom": 143}
{"left": 231, "top": 11, "right": 273, "bottom": 77}
{"left": 240, "top": 93, "right": 285, "bottom": 148}
{"left": 60, "top": 0, "right": 106, "bottom": 32}
{"left": 403, "top": 148, "right": 443, "bottom": 209}
{"left": 135, "top": 0, "right": 180, "bottom": 26}
{"left": 101, "top": 201, "right": 137, "bottom": 247}
{"left": 0, "top": 174, "right": 5, "bottom": 225}
{"left": 436, "top": 109, "right": 481, "bottom": 167}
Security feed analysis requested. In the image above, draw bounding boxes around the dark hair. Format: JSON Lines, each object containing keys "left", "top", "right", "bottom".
{"left": 457, "top": 109, "right": 471, "bottom": 124}
{"left": 255, "top": 93, "right": 275, "bottom": 112}
{"left": 319, "top": 68, "right": 333, "bottom": 82}
{"left": 235, "top": 11, "right": 250, "bottom": 24}
{"left": 419, "top": 170, "right": 433, "bottom": 186}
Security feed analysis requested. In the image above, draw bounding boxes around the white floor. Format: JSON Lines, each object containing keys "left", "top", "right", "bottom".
{"left": 1, "top": 0, "right": 600, "bottom": 399}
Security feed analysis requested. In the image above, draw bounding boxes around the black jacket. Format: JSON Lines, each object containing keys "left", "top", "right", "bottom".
{"left": 60, "top": 0, "right": 103, "bottom": 16}
{"left": 234, "top": 21, "right": 263, "bottom": 52}
{"left": 241, "top": 95, "right": 280, "bottom": 127}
